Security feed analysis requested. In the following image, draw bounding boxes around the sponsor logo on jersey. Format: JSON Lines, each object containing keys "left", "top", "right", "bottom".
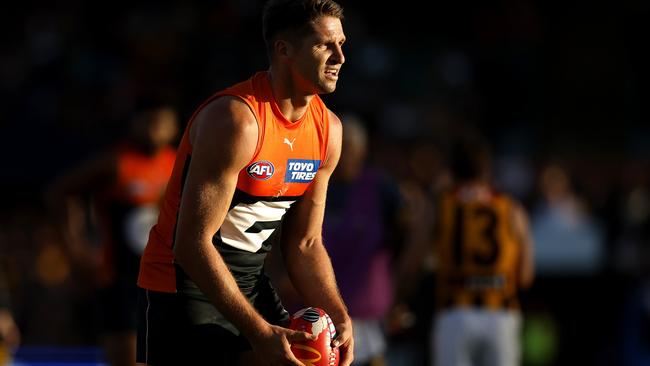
{"left": 283, "top": 137, "right": 296, "bottom": 151}
{"left": 247, "top": 160, "right": 275, "bottom": 180}
{"left": 285, "top": 159, "right": 320, "bottom": 183}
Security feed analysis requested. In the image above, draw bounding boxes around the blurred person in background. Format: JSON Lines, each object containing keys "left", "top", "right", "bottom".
{"left": 47, "top": 100, "right": 178, "bottom": 366}
{"left": 0, "top": 266, "right": 19, "bottom": 365}
{"left": 135, "top": 0, "right": 353, "bottom": 365}
{"left": 527, "top": 163, "right": 605, "bottom": 364}
{"left": 614, "top": 168, "right": 650, "bottom": 365}
{"left": 431, "top": 136, "right": 534, "bottom": 366}
{"left": 322, "top": 115, "right": 426, "bottom": 366}
{"left": 370, "top": 135, "right": 448, "bottom": 366}
{"left": 620, "top": 235, "right": 650, "bottom": 366}
{"left": 530, "top": 164, "right": 603, "bottom": 275}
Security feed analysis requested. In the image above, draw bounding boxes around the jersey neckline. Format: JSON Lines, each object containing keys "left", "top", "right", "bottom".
{"left": 260, "top": 71, "right": 313, "bottom": 129}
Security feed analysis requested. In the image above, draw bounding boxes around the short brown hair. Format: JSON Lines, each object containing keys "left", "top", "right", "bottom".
{"left": 262, "top": 0, "right": 344, "bottom": 55}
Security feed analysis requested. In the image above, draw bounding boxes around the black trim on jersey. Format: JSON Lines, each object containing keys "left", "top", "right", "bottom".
{"left": 171, "top": 155, "right": 192, "bottom": 252}
{"left": 229, "top": 189, "right": 302, "bottom": 210}
{"left": 216, "top": 188, "right": 293, "bottom": 255}
{"left": 180, "top": 155, "right": 192, "bottom": 191}
{"left": 245, "top": 220, "right": 282, "bottom": 233}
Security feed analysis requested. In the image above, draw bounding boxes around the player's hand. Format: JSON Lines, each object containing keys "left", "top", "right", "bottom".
{"left": 331, "top": 319, "right": 354, "bottom": 366}
{"left": 249, "top": 324, "right": 316, "bottom": 365}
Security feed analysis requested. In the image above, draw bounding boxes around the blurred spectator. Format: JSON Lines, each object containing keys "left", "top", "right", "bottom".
{"left": 383, "top": 138, "right": 445, "bottom": 366}
{"left": 0, "top": 203, "right": 95, "bottom": 350}
{"left": 322, "top": 115, "right": 406, "bottom": 365}
{"left": 46, "top": 100, "right": 178, "bottom": 366}
{"left": 530, "top": 164, "right": 604, "bottom": 275}
{"left": 611, "top": 162, "right": 650, "bottom": 275}
{"left": 617, "top": 171, "right": 650, "bottom": 365}
{"left": 430, "top": 136, "right": 534, "bottom": 366}
{"left": 0, "top": 262, "right": 20, "bottom": 365}
{"left": 620, "top": 262, "right": 650, "bottom": 366}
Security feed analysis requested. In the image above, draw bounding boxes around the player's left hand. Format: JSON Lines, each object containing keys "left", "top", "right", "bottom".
{"left": 331, "top": 319, "right": 354, "bottom": 366}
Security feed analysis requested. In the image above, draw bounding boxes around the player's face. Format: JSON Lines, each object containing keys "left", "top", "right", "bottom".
{"left": 291, "top": 16, "right": 346, "bottom": 94}
{"left": 148, "top": 108, "right": 178, "bottom": 148}
{"left": 133, "top": 108, "right": 178, "bottom": 151}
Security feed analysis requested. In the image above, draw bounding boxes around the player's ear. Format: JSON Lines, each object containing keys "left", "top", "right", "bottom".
{"left": 274, "top": 39, "right": 295, "bottom": 62}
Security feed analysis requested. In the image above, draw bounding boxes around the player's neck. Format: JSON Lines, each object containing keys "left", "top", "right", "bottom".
{"left": 457, "top": 180, "right": 493, "bottom": 202}
{"left": 267, "top": 68, "right": 314, "bottom": 123}
{"left": 458, "top": 179, "right": 490, "bottom": 189}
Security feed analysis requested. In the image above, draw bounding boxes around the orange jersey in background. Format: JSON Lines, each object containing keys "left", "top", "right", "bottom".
{"left": 97, "top": 142, "right": 176, "bottom": 284}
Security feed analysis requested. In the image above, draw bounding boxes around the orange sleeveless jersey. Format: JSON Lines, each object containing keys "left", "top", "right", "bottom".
{"left": 435, "top": 185, "right": 522, "bottom": 310}
{"left": 97, "top": 142, "right": 176, "bottom": 283}
{"left": 138, "top": 72, "right": 330, "bottom": 293}
{"left": 107, "top": 143, "right": 176, "bottom": 205}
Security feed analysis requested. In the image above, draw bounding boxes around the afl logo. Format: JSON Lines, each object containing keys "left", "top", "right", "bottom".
{"left": 247, "top": 161, "right": 275, "bottom": 180}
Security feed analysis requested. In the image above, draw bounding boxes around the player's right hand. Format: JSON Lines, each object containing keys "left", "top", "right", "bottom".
{"left": 248, "top": 324, "right": 316, "bottom": 365}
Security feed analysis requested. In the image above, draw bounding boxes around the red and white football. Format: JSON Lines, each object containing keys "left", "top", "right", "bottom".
{"left": 289, "top": 307, "right": 340, "bottom": 366}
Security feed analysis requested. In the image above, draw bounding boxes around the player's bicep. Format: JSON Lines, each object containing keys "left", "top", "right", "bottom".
{"left": 321, "top": 110, "right": 342, "bottom": 175}
{"left": 175, "top": 97, "right": 258, "bottom": 247}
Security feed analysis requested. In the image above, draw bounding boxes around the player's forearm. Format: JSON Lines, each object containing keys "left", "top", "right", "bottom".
{"left": 519, "top": 255, "right": 535, "bottom": 289}
{"left": 285, "top": 238, "right": 350, "bottom": 324}
{"left": 174, "top": 240, "right": 270, "bottom": 339}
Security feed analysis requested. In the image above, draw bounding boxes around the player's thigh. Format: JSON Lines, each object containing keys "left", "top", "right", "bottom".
{"left": 184, "top": 323, "right": 250, "bottom": 364}
{"left": 136, "top": 288, "right": 251, "bottom": 365}
{"left": 431, "top": 309, "right": 471, "bottom": 366}
{"left": 483, "top": 311, "right": 521, "bottom": 366}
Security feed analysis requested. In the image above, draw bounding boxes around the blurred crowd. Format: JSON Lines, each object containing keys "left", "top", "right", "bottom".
{"left": 1, "top": 0, "right": 649, "bottom": 365}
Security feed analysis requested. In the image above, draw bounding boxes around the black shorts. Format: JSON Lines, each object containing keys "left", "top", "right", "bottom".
{"left": 135, "top": 287, "right": 249, "bottom": 365}
{"left": 135, "top": 281, "right": 289, "bottom": 365}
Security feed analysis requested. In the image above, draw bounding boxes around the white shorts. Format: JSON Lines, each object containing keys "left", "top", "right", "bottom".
{"left": 352, "top": 318, "right": 386, "bottom": 363}
{"left": 431, "top": 308, "right": 522, "bottom": 366}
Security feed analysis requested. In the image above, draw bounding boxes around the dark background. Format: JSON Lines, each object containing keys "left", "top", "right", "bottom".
{"left": 1, "top": 1, "right": 649, "bottom": 365}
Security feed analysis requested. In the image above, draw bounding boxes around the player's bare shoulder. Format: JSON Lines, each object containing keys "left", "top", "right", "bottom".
{"left": 187, "top": 96, "right": 259, "bottom": 172}
{"left": 189, "top": 96, "right": 258, "bottom": 146}
{"left": 324, "top": 109, "right": 342, "bottom": 169}
{"left": 327, "top": 109, "right": 342, "bottom": 137}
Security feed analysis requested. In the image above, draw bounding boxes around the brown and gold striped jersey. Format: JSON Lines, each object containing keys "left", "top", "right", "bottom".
{"left": 435, "top": 185, "right": 523, "bottom": 311}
